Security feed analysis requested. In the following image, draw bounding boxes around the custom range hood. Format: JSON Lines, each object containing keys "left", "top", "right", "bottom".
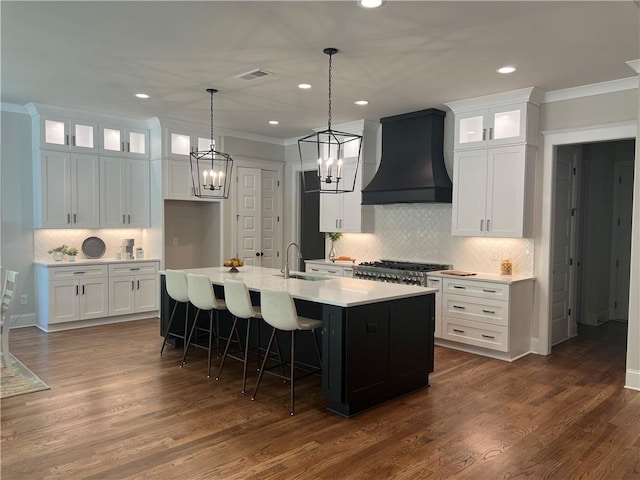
{"left": 362, "top": 108, "right": 452, "bottom": 204}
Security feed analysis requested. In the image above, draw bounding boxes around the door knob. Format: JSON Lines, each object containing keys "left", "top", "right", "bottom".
{"left": 255, "top": 252, "right": 260, "bottom": 256}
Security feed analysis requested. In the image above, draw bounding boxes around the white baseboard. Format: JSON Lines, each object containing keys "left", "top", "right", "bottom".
{"left": 9, "top": 313, "right": 37, "bottom": 328}
{"left": 625, "top": 369, "right": 640, "bottom": 390}
{"left": 434, "top": 338, "right": 532, "bottom": 362}
{"left": 36, "top": 311, "right": 159, "bottom": 333}
{"left": 529, "top": 336, "right": 550, "bottom": 355}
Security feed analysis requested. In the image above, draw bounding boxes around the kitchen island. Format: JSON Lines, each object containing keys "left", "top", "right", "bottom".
{"left": 160, "top": 266, "right": 436, "bottom": 417}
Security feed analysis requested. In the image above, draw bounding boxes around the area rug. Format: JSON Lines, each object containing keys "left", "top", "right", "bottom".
{"left": 1, "top": 354, "right": 50, "bottom": 399}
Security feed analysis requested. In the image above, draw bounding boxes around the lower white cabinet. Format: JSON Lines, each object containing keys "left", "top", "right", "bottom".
{"left": 35, "top": 260, "right": 159, "bottom": 332}
{"left": 436, "top": 275, "right": 533, "bottom": 361}
{"left": 305, "top": 260, "right": 354, "bottom": 277}
{"left": 108, "top": 263, "right": 159, "bottom": 315}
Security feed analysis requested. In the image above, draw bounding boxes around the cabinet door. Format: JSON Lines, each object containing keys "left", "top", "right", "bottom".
{"left": 39, "top": 151, "right": 72, "bottom": 228}
{"left": 50, "top": 280, "right": 79, "bottom": 323}
{"left": 100, "top": 157, "right": 127, "bottom": 227}
{"left": 452, "top": 149, "right": 488, "bottom": 236}
{"left": 135, "top": 274, "right": 159, "bottom": 312}
{"left": 339, "top": 162, "right": 362, "bottom": 233}
{"left": 126, "top": 159, "right": 150, "bottom": 227}
{"left": 319, "top": 191, "right": 341, "bottom": 232}
{"left": 109, "top": 277, "right": 135, "bottom": 316}
{"left": 455, "top": 111, "right": 487, "bottom": 150}
{"left": 70, "top": 154, "right": 100, "bottom": 228}
{"left": 69, "top": 120, "right": 98, "bottom": 152}
{"left": 485, "top": 145, "right": 527, "bottom": 238}
{"left": 125, "top": 128, "right": 149, "bottom": 158}
{"left": 166, "top": 159, "right": 194, "bottom": 200}
{"left": 41, "top": 117, "right": 97, "bottom": 152}
{"left": 487, "top": 105, "right": 526, "bottom": 146}
{"left": 79, "top": 278, "right": 109, "bottom": 319}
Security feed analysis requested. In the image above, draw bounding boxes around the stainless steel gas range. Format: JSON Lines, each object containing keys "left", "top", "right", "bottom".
{"left": 352, "top": 260, "right": 452, "bottom": 286}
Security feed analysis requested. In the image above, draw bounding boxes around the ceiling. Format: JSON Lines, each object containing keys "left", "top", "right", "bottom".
{"left": 2, "top": 1, "right": 638, "bottom": 141}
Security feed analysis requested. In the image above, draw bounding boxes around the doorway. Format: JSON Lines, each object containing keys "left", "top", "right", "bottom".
{"left": 551, "top": 139, "right": 635, "bottom": 347}
{"left": 298, "top": 171, "right": 324, "bottom": 270}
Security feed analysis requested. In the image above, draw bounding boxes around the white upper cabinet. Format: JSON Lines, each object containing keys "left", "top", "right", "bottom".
{"left": 39, "top": 115, "right": 98, "bottom": 153}
{"left": 167, "top": 129, "right": 213, "bottom": 160}
{"left": 447, "top": 87, "right": 542, "bottom": 151}
{"left": 100, "top": 157, "right": 150, "bottom": 228}
{"left": 34, "top": 151, "right": 100, "bottom": 228}
{"left": 100, "top": 124, "right": 149, "bottom": 159}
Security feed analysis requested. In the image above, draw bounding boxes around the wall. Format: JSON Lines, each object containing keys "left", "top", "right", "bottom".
{"left": 0, "top": 110, "right": 34, "bottom": 325}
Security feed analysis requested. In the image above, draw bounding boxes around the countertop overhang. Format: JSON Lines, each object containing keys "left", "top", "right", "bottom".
{"left": 165, "top": 266, "right": 437, "bottom": 308}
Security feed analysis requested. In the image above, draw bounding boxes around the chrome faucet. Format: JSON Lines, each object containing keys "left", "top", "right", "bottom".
{"left": 283, "top": 242, "right": 302, "bottom": 279}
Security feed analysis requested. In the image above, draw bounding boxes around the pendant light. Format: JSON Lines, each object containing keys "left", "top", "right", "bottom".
{"left": 298, "top": 48, "right": 362, "bottom": 194}
{"left": 190, "top": 88, "right": 234, "bottom": 199}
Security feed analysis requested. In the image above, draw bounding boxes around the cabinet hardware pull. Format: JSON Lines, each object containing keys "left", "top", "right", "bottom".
{"left": 128, "top": 214, "right": 131, "bottom": 224}
{"left": 75, "top": 285, "right": 79, "bottom": 295}
{"left": 121, "top": 141, "right": 125, "bottom": 152}
{"left": 489, "top": 127, "right": 493, "bottom": 140}
{"left": 73, "top": 271, "right": 86, "bottom": 274}
{"left": 328, "top": 270, "right": 337, "bottom": 274}
{"left": 131, "top": 280, "right": 135, "bottom": 290}
{"left": 82, "top": 285, "right": 85, "bottom": 295}
{"left": 127, "top": 142, "right": 130, "bottom": 152}
{"left": 122, "top": 214, "right": 126, "bottom": 224}
{"left": 311, "top": 268, "right": 319, "bottom": 272}
{"left": 137, "top": 280, "right": 140, "bottom": 289}
{"left": 130, "top": 268, "right": 140, "bottom": 271}
{"left": 480, "top": 219, "right": 484, "bottom": 231}
{"left": 73, "top": 213, "right": 77, "bottom": 223}
{"left": 486, "top": 219, "right": 491, "bottom": 231}
{"left": 67, "top": 213, "right": 71, "bottom": 224}
{"left": 453, "top": 285, "right": 465, "bottom": 289}
{"left": 482, "top": 309, "right": 496, "bottom": 314}
{"left": 482, "top": 289, "right": 496, "bottom": 293}
{"left": 482, "top": 334, "right": 495, "bottom": 339}
{"left": 453, "top": 305, "right": 465, "bottom": 309}
{"left": 482, "top": 129, "right": 486, "bottom": 141}
{"left": 72, "top": 135, "right": 76, "bottom": 146}
{"left": 453, "top": 328, "right": 465, "bottom": 333}
{"left": 66, "top": 134, "right": 70, "bottom": 146}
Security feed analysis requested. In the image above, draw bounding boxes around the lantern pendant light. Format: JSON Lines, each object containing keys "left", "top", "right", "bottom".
{"left": 190, "top": 88, "right": 234, "bottom": 199}
{"left": 298, "top": 48, "right": 362, "bottom": 194}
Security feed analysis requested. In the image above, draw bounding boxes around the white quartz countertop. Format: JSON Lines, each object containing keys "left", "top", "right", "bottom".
{"left": 169, "top": 266, "right": 437, "bottom": 307}
{"left": 427, "top": 270, "right": 534, "bottom": 284}
{"left": 34, "top": 258, "right": 160, "bottom": 267}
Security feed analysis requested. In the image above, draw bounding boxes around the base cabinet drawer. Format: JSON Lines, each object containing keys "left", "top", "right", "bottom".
{"left": 442, "top": 277, "right": 509, "bottom": 300}
{"left": 442, "top": 317, "right": 508, "bottom": 352}
{"left": 443, "top": 293, "right": 508, "bottom": 326}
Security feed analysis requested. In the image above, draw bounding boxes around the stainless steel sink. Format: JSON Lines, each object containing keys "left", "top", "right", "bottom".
{"left": 275, "top": 273, "right": 328, "bottom": 281}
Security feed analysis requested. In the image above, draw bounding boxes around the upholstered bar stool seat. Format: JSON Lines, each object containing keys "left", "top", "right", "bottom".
{"left": 182, "top": 273, "right": 227, "bottom": 378}
{"left": 252, "top": 288, "right": 322, "bottom": 415}
{"left": 160, "top": 270, "right": 190, "bottom": 360}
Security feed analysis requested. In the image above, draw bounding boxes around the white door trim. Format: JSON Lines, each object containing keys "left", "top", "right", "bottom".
{"left": 537, "top": 121, "right": 637, "bottom": 354}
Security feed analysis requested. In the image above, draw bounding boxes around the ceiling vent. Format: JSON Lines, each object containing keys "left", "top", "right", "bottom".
{"left": 236, "top": 69, "right": 272, "bottom": 81}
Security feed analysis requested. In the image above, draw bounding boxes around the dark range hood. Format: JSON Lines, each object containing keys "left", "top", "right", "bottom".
{"left": 362, "top": 108, "right": 452, "bottom": 204}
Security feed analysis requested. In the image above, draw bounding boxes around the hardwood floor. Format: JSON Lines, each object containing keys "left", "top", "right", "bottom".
{"left": 1, "top": 319, "right": 638, "bottom": 479}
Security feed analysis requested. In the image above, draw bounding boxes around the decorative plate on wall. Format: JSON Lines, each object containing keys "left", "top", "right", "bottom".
{"left": 82, "top": 236, "right": 106, "bottom": 259}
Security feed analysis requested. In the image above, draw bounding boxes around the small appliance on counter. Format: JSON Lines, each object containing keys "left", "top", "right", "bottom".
{"left": 121, "top": 239, "right": 135, "bottom": 260}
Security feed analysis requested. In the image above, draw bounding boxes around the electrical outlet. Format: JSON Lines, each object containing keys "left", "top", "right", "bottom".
{"left": 172, "top": 237, "right": 178, "bottom": 246}
{"left": 20, "top": 294, "right": 28, "bottom": 305}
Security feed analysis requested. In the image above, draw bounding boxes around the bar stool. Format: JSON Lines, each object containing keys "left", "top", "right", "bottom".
{"left": 182, "top": 273, "right": 227, "bottom": 378}
{"left": 252, "top": 288, "right": 322, "bottom": 415}
{"left": 216, "top": 279, "right": 262, "bottom": 394}
{"left": 160, "top": 270, "right": 190, "bottom": 358}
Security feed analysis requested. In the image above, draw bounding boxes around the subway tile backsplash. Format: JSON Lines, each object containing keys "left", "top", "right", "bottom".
{"left": 34, "top": 229, "right": 144, "bottom": 261}
{"left": 336, "top": 204, "right": 534, "bottom": 276}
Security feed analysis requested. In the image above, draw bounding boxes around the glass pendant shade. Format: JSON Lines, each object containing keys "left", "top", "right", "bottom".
{"left": 299, "top": 48, "right": 362, "bottom": 194}
{"left": 190, "top": 88, "right": 234, "bottom": 199}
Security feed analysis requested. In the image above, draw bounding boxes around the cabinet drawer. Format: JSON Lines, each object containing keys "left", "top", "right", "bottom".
{"left": 442, "top": 293, "right": 508, "bottom": 326}
{"left": 306, "top": 265, "right": 342, "bottom": 276}
{"left": 442, "top": 317, "right": 508, "bottom": 352}
{"left": 50, "top": 265, "right": 108, "bottom": 281}
{"left": 109, "top": 262, "right": 159, "bottom": 277}
{"left": 442, "top": 277, "right": 509, "bottom": 300}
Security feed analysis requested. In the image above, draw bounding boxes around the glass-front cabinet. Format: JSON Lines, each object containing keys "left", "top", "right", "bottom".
{"left": 100, "top": 125, "right": 149, "bottom": 158}
{"left": 40, "top": 116, "right": 98, "bottom": 153}
{"left": 454, "top": 104, "right": 529, "bottom": 150}
{"left": 168, "top": 130, "right": 214, "bottom": 160}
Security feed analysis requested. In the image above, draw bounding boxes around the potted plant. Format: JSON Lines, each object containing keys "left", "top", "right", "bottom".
{"left": 48, "top": 244, "right": 68, "bottom": 261}
{"left": 65, "top": 246, "right": 79, "bottom": 262}
{"left": 325, "top": 232, "right": 343, "bottom": 261}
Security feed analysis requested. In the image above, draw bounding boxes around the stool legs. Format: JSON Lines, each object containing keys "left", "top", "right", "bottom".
{"left": 160, "top": 301, "right": 188, "bottom": 356}
{"left": 290, "top": 330, "right": 295, "bottom": 416}
{"left": 215, "top": 316, "right": 239, "bottom": 381}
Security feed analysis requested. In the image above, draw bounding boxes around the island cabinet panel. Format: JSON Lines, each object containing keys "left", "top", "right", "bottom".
{"left": 323, "top": 294, "right": 435, "bottom": 417}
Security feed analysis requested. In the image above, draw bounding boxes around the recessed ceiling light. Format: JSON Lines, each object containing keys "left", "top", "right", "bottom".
{"left": 497, "top": 66, "right": 517, "bottom": 74}
{"left": 135, "top": 93, "right": 150, "bottom": 99}
{"left": 298, "top": 83, "right": 312, "bottom": 89}
{"left": 359, "top": 0, "right": 384, "bottom": 8}
{"left": 354, "top": 100, "right": 369, "bottom": 106}
{"left": 268, "top": 120, "right": 279, "bottom": 125}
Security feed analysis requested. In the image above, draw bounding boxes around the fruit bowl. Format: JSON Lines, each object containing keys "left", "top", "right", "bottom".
{"left": 223, "top": 258, "right": 244, "bottom": 272}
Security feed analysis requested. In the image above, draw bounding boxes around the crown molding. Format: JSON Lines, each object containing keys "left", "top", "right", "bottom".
{"left": 626, "top": 59, "right": 640, "bottom": 73}
{"left": 1, "top": 103, "right": 28, "bottom": 114}
{"left": 542, "top": 77, "right": 638, "bottom": 104}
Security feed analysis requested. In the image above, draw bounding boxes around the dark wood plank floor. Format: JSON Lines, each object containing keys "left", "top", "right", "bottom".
{"left": 1, "top": 319, "right": 638, "bottom": 479}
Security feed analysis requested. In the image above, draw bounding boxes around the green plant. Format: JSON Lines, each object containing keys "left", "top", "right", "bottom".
{"left": 48, "top": 244, "right": 68, "bottom": 254}
{"left": 325, "top": 232, "right": 343, "bottom": 242}
{"left": 65, "top": 247, "right": 78, "bottom": 256}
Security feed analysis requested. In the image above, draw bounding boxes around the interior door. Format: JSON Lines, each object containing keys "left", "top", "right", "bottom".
{"left": 612, "top": 162, "right": 634, "bottom": 321}
{"left": 260, "top": 169, "right": 279, "bottom": 268}
{"left": 551, "top": 145, "right": 578, "bottom": 346}
{"left": 236, "top": 167, "right": 262, "bottom": 266}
